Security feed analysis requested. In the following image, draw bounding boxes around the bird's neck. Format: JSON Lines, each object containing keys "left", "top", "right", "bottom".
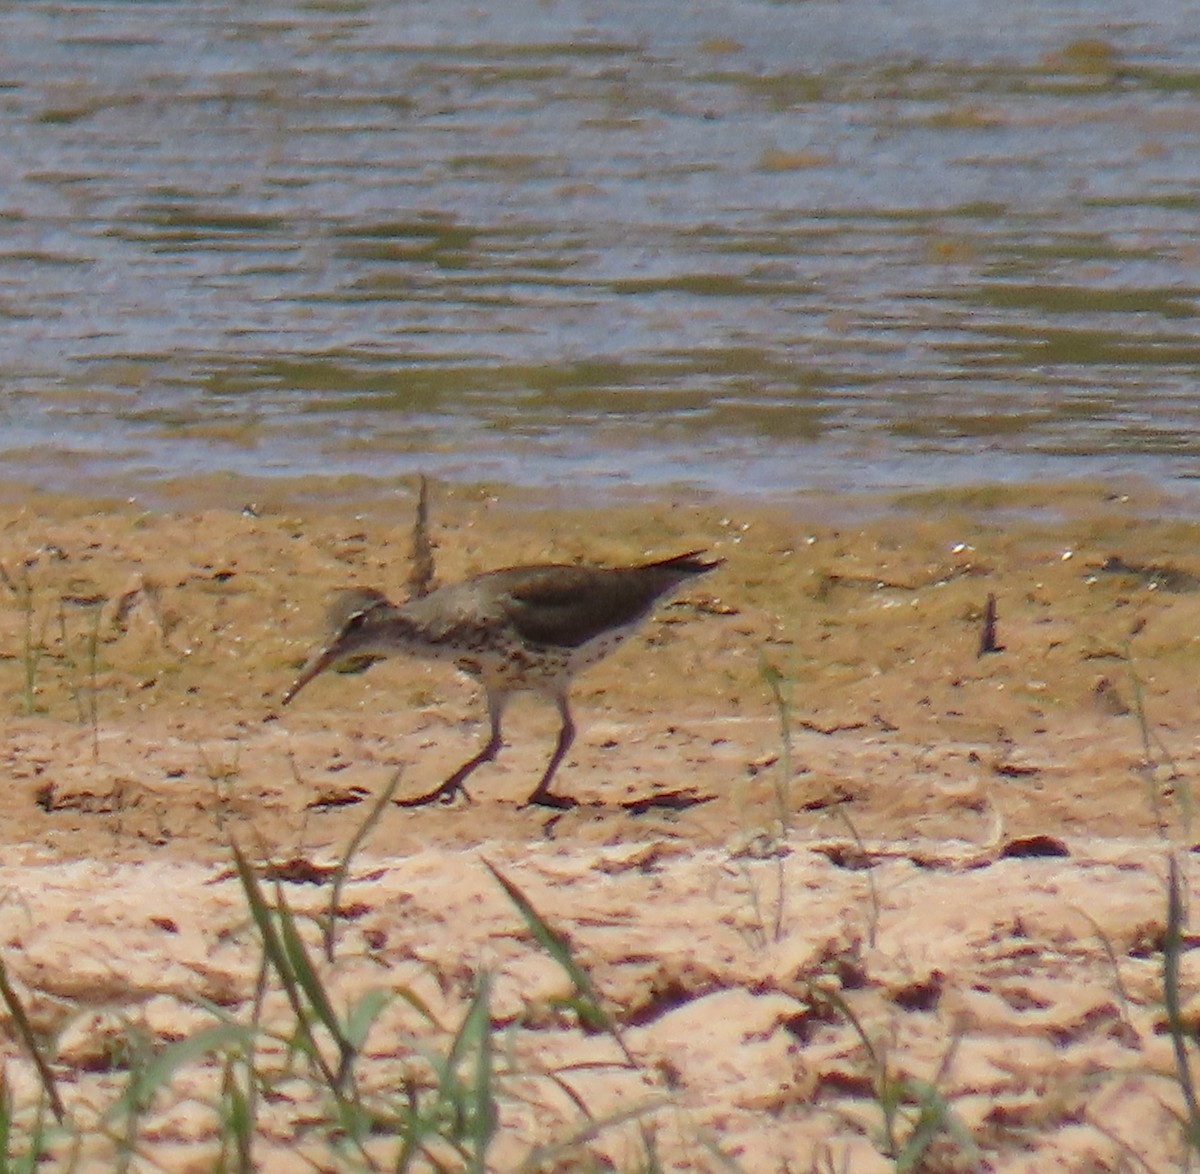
{"left": 359, "top": 609, "right": 471, "bottom": 663}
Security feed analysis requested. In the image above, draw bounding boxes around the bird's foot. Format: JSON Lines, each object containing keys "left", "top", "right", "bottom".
{"left": 523, "top": 791, "right": 579, "bottom": 811}
{"left": 394, "top": 780, "right": 470, "bottom": 808}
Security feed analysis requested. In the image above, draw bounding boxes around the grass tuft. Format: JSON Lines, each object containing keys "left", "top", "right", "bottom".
{"left": 0, "top": 828, "right": 661, "bottom": 1169}
{"left": 811, "top": 986, "right": 978, "bottom": 1170}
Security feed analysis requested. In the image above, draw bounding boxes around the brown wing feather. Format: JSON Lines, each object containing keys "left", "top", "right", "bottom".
{"left": 501, "top": 554, "right": 717, "bottom": 648}
{"left": 503, "top": 572, "right": 634, "bottom": 647}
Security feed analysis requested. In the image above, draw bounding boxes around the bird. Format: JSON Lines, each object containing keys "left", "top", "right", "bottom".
{"left": 281, "top": 550, "right": 721, "bottom": 808}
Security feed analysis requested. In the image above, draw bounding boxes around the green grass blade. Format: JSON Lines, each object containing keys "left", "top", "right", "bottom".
{"left": 107, "top": 1022, "right": 249, "bottom": 1122}
{"left": 896, "top": 1079, "right": 981, "bottom": 1173}
{"left": 275, "top": 887, "right": 348, "bottom": 1042}
{"left": 462, "top": 974, "right": 497, "bottom": 1169}
{"left": 1164, "top": 853, "right": 1200, "bottom": 1148}
{"left": 811, "top": 986, "right": 882, "bottom": 1073}
{"left": 231, "top": 843, "right": 339, "bottom": 1088}
{"left": 274, "top": 884, "right": 357, "bottom": 1089}
{"left": 0, "top": 1067, "right": 55, "bottom": 1174}
{"left": 831, "top": 806, "right": 879, "bottom": 950}
{"left": 518, "top": 1099, "right": 669, "bottom": 1173}
{"left": 326, "top": 767, "right": 404, "bottom": 962}
{"left": 758, "top": 652, "right": 794, "bottom": 830}
{"left": 344, "top": 988, "right": 393, "bottom": 1052}
{"left": 0, "top": 1069, "right": 13, "bottom": 1167}
{"left": 482, "top": 860, "right": 633, "bottom": 1065}
{"left": 0, "top": 957, "right": 64, "bottom": 1123}
{"left": 232, "top": 842, "right": 295, "bottom": 990}
{"left": 219, "top": 1053, "right": 254, "bottom": 1174}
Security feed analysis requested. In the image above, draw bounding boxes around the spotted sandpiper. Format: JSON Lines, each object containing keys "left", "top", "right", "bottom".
{"left": 282, "top": 550, "right": 720, "bottom": 808}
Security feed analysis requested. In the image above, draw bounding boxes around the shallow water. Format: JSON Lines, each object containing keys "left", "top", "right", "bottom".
{"left": 4, "top": 1, "right": 1200, "bottom": 501}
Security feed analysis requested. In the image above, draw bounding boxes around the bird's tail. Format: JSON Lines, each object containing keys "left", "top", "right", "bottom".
{"left": 643, "top": 550, "right": 722, "bottom": 576}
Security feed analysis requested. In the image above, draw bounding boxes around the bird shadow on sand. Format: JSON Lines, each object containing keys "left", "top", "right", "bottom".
{"left": 304, "top": 781, "right": 715, "bottom": 814}
{"left": 619, "top": 788, "right": 715, "bottom": 814}
{"left": 390, "top": 787, "right": 716, "bottom": 813}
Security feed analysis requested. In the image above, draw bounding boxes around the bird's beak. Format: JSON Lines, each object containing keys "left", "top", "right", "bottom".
{"left": 281, "top": 641, "right": 342, "bottom": 706}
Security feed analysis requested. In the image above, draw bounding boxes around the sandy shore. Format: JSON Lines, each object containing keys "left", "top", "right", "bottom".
{"left": 0, "top": 476, "right": 1197, "bottom": 1170}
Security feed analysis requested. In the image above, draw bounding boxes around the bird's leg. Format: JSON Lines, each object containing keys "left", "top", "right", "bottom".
{"left": 395, "top": 691, "right": 506, "bottom": 808}
{"left": 524, "top": 694, "right": 578, "bottom": 810}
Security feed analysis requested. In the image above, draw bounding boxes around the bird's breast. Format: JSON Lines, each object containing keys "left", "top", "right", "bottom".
{"left": 448, "top": 621, "right": 640, "bottom": 693}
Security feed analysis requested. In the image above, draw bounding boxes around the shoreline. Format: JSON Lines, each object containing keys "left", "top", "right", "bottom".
{"left": 1, "top": 464, "right": 1197, "bottom": 520}
{"left": 2, "top": 473, "right": 1196, "bottom": 855}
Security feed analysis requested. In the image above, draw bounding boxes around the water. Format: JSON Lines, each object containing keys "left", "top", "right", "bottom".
{"left": 3, "top": 0, "right": 1200, "bottom": 501}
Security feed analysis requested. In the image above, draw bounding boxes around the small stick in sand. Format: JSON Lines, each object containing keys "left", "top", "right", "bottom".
{"left": 978, "top": 593, "right": 1004, "bottom": 656}
{"left": 406, "top": 473, "right": 437, "bottom": 600}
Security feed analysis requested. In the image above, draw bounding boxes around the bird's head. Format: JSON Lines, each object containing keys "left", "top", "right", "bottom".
{"left": 281, "top": 588, "right": 391, "bottom": 705}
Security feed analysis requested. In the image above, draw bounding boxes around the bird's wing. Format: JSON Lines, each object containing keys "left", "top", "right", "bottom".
{"left": 501, "top": 567, "right": 661, "bottom": 648}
